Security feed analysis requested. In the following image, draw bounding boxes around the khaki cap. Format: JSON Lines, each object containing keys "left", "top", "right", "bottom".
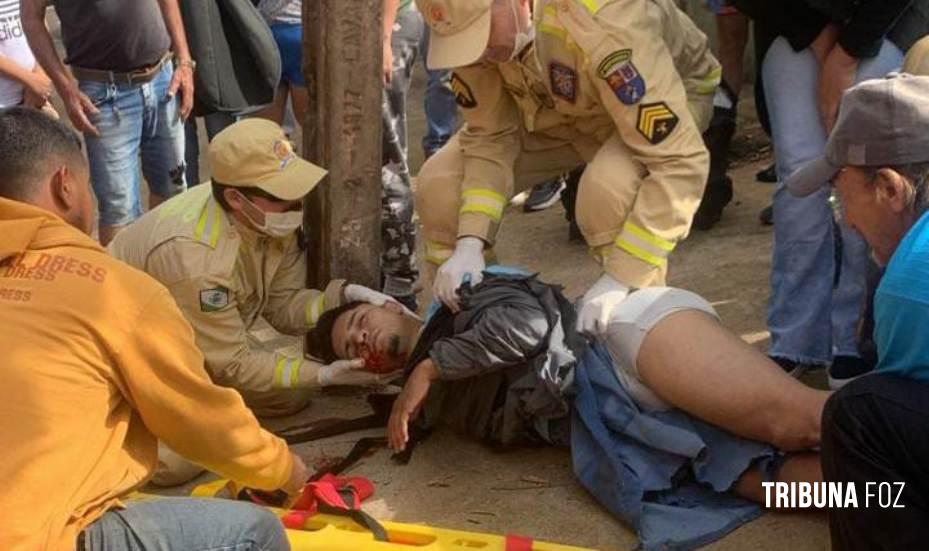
{"left": 416, "top": 0, "right": 492, "bottom": 69}
{"left": 209, "top": 119, "right": 327, "bottom": 201}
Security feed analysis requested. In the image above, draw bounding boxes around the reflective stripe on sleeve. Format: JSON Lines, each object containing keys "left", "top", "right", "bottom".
{"left": 193, "top": 202, "right": 223, "bottom": 247}
{"left": 425, "top": 240, "right": 455, "bottom": 265}
{"left": 695, "top": 67, "right": 723, "bottom": 94}
{"left": 459, "top": 189, "right": 506, "bottom": 221}
{"left": 273, "top": 356, "right": 301, "bottom": 389}
{"left": 613, "top": 222, "right": 675, "bottom": 268}
{"left": 305, "top": 294, "right": 326, "bottom": 327}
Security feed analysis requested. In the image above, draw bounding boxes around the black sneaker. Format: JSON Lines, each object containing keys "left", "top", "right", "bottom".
{"left": 523, "top": 177, "right": 567, "bottom": 212}
{"left": 828, "top": 355, "right": 874, "bottom": 390}
{"left": 391, "top": 293, "right": 418, "bottom": 313}
{"left": 771, "top": 356, "right": 810, "bottom": 378}
{"left": 759, "top": 204, "right": 774, "bottom": 226}
{"left": 756, "top": 163, "right": 777, "bottom": 183}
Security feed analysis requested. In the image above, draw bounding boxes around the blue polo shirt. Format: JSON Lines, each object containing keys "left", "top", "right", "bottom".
{"left": 874, "top": 211, "right": 929, "bottom": 382}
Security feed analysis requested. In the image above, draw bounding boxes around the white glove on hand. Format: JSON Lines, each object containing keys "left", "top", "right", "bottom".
{"left": 577, "top": 273, "right": 630, "bottom": 336}
{"left": 344, "top": 284, "right": 393, "bottom": 305}
{"left": 435, "top": 237, "right": 485, "bottom": 312}
{"left": 317, "top": 358, "right": 398, "bottom": 386}
{"left": 343, "top": 283, "right": 421, "bottom": 319}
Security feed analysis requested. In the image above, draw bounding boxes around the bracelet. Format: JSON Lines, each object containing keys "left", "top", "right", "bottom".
{"left": 176, "top": 58, "right": 197, "bottom": 72}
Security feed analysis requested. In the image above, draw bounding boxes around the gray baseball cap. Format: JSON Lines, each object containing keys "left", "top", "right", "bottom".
{"left": 787, "top": 73, "right": 929, "bottom": 196}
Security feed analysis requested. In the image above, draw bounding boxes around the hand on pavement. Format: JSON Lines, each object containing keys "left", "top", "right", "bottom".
{"left": 577, "top": 273, "right": 630, "bottom": 336}
{"left": 434, "top": 237, "right": 485, "bottom": 313}
{"left": 387, "top": 359, "right": 439, "bottom": 452}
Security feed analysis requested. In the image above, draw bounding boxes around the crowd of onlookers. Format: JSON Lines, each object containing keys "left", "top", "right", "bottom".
{"left": 5, "top": 0, "right": 458, "bottom": 309}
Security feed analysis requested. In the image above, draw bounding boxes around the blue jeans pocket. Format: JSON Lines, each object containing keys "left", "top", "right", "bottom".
{"left": 78, "top": 81, "right": 116, "bottom": 108}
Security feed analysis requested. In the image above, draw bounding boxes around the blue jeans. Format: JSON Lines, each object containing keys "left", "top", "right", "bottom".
{"left": 762, "top": 37, "right": 903, "bottom": 365}
{"left": 81, "top": 497, "right": 289, "bottom": 551}
{"left": 419, "top": 28, "right": 458, "bottom": 158}
{"left": 80, "top": 62, "right": 187, "bottom": 228}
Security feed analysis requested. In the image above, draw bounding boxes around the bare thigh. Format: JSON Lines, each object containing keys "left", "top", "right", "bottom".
{"left": 637, "top": 310, "right": 829, "bottom": 451}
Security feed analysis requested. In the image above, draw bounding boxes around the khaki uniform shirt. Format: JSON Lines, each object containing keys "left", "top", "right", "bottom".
{"left": 451, "top": 0, "right": 720, "bottom": 265}
{"left": 109, "top": 184, "right": 344, "bottom": 393}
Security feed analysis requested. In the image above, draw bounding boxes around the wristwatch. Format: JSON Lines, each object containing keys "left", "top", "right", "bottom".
{"left": 177, "top": 58, "right": 197, "bottom": 72}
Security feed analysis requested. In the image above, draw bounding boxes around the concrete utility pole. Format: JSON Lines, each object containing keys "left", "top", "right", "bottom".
{"left": 303, "top": 0, "right": 383, "bottom": 289}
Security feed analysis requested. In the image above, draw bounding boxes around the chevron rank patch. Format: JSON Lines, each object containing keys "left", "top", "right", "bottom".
{"left": 549, "top": 62, "right": 577, "bottom": 103}
{"left": 200, "top": 287, "right": 229, "bottom": 312}
{"left": 450, "top": 72, "right": 477, "bottom": 109}
{"left": 636, "top": 102, "right": 678, "bottom": 144}
{"left": 597, "top": 49, "right": 646, "bottom": 105}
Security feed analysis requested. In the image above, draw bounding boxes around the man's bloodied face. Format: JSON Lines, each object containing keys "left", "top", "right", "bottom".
{"left": 330, "top": 302, "right": 416, "bottom": 372}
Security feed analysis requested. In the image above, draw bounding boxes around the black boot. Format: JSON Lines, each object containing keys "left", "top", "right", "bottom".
{"left": 560, "top": 166, "right": 584, "bottom": 242}
{"left": 693, "top": 82, "right": 737, "bottom": 231}
{"left": 692, "top": 176, "right": 733, "bottom": 230}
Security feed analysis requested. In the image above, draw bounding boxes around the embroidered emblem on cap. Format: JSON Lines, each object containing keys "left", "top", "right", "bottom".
{"left": 451, "top": 72, "right": 477, "bottom": 108}
{"left": 598, "top": 49, "right": 646, "bottom": 105}
{"left": 200, "top": 287, "right": 229, "bottom": 312}
{"left": 636, "top": 102, "right": 678, "bottom": 144}
{"left": 549, "top": 62, "right": 578, "bottom": 103}
{"left": 272, "top": 139, "right": 296, "bottom": 170}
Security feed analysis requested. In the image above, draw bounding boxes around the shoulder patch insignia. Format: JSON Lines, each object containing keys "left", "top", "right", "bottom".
{"left": 450, "top": 72, "right": 477, "bottom": 109}
{"left": 597, "top": 49, "right": 646, "bottom": 105}
{"left": 549, "top": 62, "right": 577, "bottom": 103}
{"left": 200, "top": 287, "right": 229, "bottom": 312}
{"left": 636, "top": 102, "right": 679, "bottom": 145}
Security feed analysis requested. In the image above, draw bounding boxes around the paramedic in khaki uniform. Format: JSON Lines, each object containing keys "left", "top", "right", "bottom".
{"left": 415, "top": 0, "right": 719, "bottom": 333}
{"left": 109, "top": 118, "right": 397, "bottom": 419}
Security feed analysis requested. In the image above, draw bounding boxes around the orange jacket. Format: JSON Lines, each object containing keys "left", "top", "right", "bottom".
{"left": 0, "top": 198, "right": 293, "bottom": 551}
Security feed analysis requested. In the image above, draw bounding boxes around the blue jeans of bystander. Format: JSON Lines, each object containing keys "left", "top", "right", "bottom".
{"left": 81, "top": 497, "right": 289, "bottom": 551}
{"left": 762, "top": 37, "right": 903, "bottom": 365}
{"left": 79, "top": 62, "right": 187, "bottom": 228}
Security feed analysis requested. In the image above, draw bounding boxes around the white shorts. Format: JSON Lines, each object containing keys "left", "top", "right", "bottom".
{"left": 601, "top": 287, "right": 718, "bottom": 412}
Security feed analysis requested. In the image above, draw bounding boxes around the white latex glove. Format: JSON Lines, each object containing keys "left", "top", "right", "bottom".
{"left": 317, "top": 358, "right": 400, "bottom": 386}
{"left": 344, "top": 283, "right": 393, "bottom": 305}
{"left": 577, "top": 273, "right": 630, "bottom": 336}
{"left": 343, "top": 283, "right": 421, "bottom": 320}
{"left": 435, "top": 237, "right": 485, "bottom": 312}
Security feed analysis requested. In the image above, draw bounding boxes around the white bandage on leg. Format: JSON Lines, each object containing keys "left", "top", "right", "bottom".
{"left": 600, "top": 287, "right": 719, "bottom": 411}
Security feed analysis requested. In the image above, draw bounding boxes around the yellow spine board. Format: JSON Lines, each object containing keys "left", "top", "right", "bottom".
{"left": 130, "top": 493, "right": 593, "bottom": 551}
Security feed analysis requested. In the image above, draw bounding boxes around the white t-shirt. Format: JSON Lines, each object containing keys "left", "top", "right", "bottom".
{"left": 0, "top": 0, "right": 36, "bottom": 107}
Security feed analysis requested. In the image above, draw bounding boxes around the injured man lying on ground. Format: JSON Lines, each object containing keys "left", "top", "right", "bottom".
{"left": 308, "top": 269, "right": 829, "bottom": 549}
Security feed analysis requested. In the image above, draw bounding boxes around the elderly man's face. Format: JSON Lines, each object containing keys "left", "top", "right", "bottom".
{"left": 833, "top": 166, "right": 915, "bottom": 265}
{"left": 331, "top": 302, "right": 416, "bottom": 371}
